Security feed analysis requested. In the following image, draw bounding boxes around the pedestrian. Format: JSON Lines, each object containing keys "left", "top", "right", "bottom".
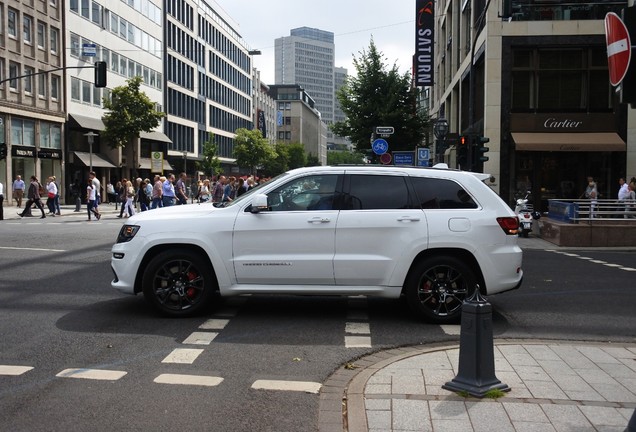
{"left": 18, "top": 176, "right": 46, "bottom": 219}
{"left": 151, "top": 175, "right": 163, "bottom": 209}
{"left": 583, "top": 176, "right": 598, "bottom": 218}
{"left": 124, "top": 180, "right": 136, "bottom": 217}
{"left": 618, "top": 177, "right": 629, "bottom": 200}
{"left": 625, "top": 183, "right": 636, "bottom": 219}
{"left": 0, "top": 179, "right": 4, "bottom": 221}
{"left": 89, "top": 171, "right": 101, "bottom": 210}
{"left": 222, "top": 176, "right": 234, "bottom": 203}
{"left": 45, "top": 176, "right": 57, "bottom": 216}
{"left": 162, "top": 174, "right": 176, "bottom": 207}
{"left": 12, "top": 175, "right": 25, "bottom": 208}
{"left": 53, "top": 176, "right": 61, "bottom": 215}
{"left": 175, "top": 172, "right": 188, "bottom": 205}
{"left": 212, "top": 175, "right": 225, "bottom": 203}
{"left": 236, "top": 178, "right": 247, "bottom": 197}
{"left": 70, "top": 179, "right": 82, "bottom": 212}
{"left": 107, "top": 182, "right": 117, "bottom": 205}
{"left": 137, "top": 178, "right": 150, "bottom": 212}
{"left": 199, "top": 179, "right": 211, "bottom": 202}
{"left": 86, "top": 178, "right": 101, "bottom": 221}
{"left": 117, "top": 179, "right": 128, "bottom": 218}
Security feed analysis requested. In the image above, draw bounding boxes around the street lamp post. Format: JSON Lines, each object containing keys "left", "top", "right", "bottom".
{"left": 84, "top": 131, "right": 98, "bottom": 172}
{"left": 433, "top": 118, "right": 449, "bottom": 164}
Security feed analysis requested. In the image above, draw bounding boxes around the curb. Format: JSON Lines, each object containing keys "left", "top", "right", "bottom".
{"left": 317, "top": 339, "right": 636, "bottom": 432}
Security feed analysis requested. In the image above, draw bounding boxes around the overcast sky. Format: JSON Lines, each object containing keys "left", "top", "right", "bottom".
{"left": 214, "top": 0, "right": 416, "bottom": 84}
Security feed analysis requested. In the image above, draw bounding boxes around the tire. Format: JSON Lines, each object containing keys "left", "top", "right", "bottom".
{"left": 404, "top": 256, "right": 478, "bottom": 324}
{"left": 142, "top": 249, "right": 216, "bottom": 317}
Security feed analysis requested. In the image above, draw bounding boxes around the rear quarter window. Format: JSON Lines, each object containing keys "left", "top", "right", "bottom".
{"left": 410, "top": 177, "right": 478, "bottom": 209}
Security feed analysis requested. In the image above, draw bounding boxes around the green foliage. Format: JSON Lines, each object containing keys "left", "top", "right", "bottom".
{"left": 331, "top": 39, "right": 430, "bottom": 153}
{"left": 102, "top": 76, "right": 164, "bottom": 148}
{"left": 306, "top": 154, "right": 320, "bottom": 167}
{"left": 287, "top": 143, "right": 307, "bottom": 169}
{"left": 233, "top": 128, "right": 275, "bottom": 175}
{"left": 198, "top": 133, "right": 222, "bottom": 177}
{"left": 262, "top": 142, "right": 290, "bottom": 176}
{"left": 327, "top": 150, "right": 366, "bottom": 165}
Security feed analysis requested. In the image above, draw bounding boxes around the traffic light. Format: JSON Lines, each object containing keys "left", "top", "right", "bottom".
{"left": 476, "top": 136, "right": 490, "bottom": 162}
{"left": 94, "top": 61, "right": 107, "bottom": 88}
{"left": 456, "top": 135, "right": 469, "bottom": 168}
{"left": 0, "top": 143, "right": 6, "bottom": 160}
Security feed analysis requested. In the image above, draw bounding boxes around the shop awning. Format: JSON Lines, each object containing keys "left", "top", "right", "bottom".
{"left": 512, "top": 132, "right": 625, "bottom": 151}
{"left": 69, "top": 114, "right": 105, "bottom": 131}
{"left": 140, "top": 131, "right": 172, "bottom": 143}
{"left": 138, "top": 157, "right": 175, "bottom": 171}
{"left": 73, "top": 151, "right": 116, "bottom": 168}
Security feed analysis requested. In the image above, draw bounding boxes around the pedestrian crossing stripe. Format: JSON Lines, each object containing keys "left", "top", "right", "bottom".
{"left": 56, "top": 368, "right": 127, "bottom": 380}
{"left": 0, "top": 365, "right": 34, "bottom": 375}
{"left": 251, "top": 379, "right": 321, "bottom": 393}
{"left": 154, "top": 374, "right": 223, "bottom": 387}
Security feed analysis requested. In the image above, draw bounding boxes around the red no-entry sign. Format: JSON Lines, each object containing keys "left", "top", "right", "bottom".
{"left": 605, "top": 12, "right": 632, "bottom": 86}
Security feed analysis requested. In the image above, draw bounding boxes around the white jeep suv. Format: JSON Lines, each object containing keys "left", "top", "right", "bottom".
{"left": 111, "top": 165, "right": 522, "bottom": 323}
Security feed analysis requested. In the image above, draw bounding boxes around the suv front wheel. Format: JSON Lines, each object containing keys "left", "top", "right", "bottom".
{"left": 142, "top": 249, "right": 216, "bottom": 317}
{"left": 405, "top": 256, "right": 478, "bottom": 324}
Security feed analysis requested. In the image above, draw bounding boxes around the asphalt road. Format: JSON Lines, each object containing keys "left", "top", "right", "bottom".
{"left": 1, "top": 212, "right": 634, "bottom": 431}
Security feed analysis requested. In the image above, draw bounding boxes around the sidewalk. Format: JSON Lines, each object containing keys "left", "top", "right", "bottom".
{"left": 319, "top": 340, "right": 636, "bottom": 432}
{"left": 4, "top": 202, "right": 145, "bottom": 220}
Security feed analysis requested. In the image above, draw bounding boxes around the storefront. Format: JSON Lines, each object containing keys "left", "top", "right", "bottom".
{"left": 510, "top": 113, "right": 626, "bottom": 211}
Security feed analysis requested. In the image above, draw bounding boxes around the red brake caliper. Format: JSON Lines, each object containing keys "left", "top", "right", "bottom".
{"left": 186, "top": 271, "right": 198, "bottom": 298}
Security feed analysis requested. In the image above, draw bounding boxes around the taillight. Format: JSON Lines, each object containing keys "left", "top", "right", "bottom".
{"left": 497, "top": 217, "right": 519, "bottom": 235}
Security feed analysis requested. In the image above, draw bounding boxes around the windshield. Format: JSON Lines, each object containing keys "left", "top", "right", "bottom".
{"left": 221, "top": 172, "right": 289, "bottom": 208}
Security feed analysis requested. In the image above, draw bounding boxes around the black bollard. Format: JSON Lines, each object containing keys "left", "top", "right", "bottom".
{"left": 442, "top": 285, "right": 510, "bottom": 398}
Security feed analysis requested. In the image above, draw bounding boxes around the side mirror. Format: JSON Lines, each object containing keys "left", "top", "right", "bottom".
{"left": 250, "top": 194, "right": 269, "bottom": 213}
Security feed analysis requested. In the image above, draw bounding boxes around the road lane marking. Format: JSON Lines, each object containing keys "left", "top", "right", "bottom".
{"left": 56, "top": 368, "right": 127, "bottom": 380}
{"left": 345, "top": 322, "right": 370, "bottom": 334}
{"left": 154, "top": 374, "right": 223, "bottom": 387}
{"left": 440, "top": 325, "right": 461, "bottom": 335}
{"left": 251, "top": 379, "right": 321, "bottom": 393}
{"left": 161, "top": 348, "right": 204, "bottom": 364}
{"left": 199, "top": 319, "right": 230, "bottom": 330}
{"left": 345, "top": 336, "right": 371, "bottom": 348}
{"left": 0, "top": 246, "right": 66, "bottom": 252}
{"left": 0, "top": 365, "right": 34, "bottom": 376}
{"left": 604, "top": 263, "right": 622, "bottom": 268}
{"left": 589, "top": 260, "right": 607, "bottom": 264}
{"left": 620, "top": 267, "right": 636, "bottom": 271}
{"left": 182, "top": 332, "right": 218, "bottom": 345}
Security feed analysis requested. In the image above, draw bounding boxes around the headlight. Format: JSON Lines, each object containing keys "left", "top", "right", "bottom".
{"left": 116, "top": 225, "right": 140, "bottom": 243}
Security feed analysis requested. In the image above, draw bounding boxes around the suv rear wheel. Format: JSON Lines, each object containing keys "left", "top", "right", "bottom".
{"left": 142, "top": 249, "right": 216, "bottom": 317}
{"left": 405, "top": 256, "right": 477, "bottom": 324}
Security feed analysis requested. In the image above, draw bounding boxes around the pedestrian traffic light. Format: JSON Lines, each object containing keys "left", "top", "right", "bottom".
{"left": 456, "top": 135, "right": 469, "bottom": 168}
{"left": 94, "top": 61, "right": 107, "bottom": 88}
{"left": 0, "top": 143, "right": 6, "bottom": 160}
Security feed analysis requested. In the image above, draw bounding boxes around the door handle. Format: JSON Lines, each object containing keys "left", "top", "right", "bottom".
{"left": 308, "top": 217, "right": 331, "bottom": 224}
{"left": 397, "top": 217, "right": 420, "bottom": 222}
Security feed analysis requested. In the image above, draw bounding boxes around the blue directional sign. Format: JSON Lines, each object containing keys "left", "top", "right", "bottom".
{"left": 82, "top": 43, "right": 96, "bottom": 57}
{"left": 393, "top": 151, "right": 415, "bottom": 165}
{"left": 417, "top": 147, "right": 430, "bottom": 167}
{"left": 372, "top": 138, "right": 389, "bottom": 155}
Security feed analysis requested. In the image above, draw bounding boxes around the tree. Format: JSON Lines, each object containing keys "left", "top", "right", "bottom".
{"left": 331, "top": 40, "right": 430, "bottom": 153}
{"left": 198, "top": 133, "right": 222, "bottom": 178}
{"left": 262, "top": 142, "right": 290, "bottom": 176}
{"left": 233, "top": 128, "right": 275, "bottom": 175}
{"left": 327, "top": 150, "right": 366, "bottom": 165}
{"left": 306, "top": 154, "right": 320, "bottom": 167}
{"left": 287, "top": 143, "right": 307, "bottom": 169}
{"left": 102, "top": 76, "right": 164, "bottom": 149}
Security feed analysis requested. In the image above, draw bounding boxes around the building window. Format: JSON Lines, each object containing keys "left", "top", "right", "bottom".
{"left": 51, "top": 75, "right": 60, "bottom": 99}
{"left": 38, "top": 72, "right": 46, "bottom": 97}
{"left": 24, "top": 67, "right": 34, "bottom": 94}
{"left": 37, "top": 21, "right": 46, "bottom": 48}
{"left": 91, "top": 1, "right": 102, "bottom": 25}
{"left": 23, "top": 15, "right": 32, "bottom": 44}
{"left": 0, "top": 58, "right": 4, "bottom": 88}
{"left": 9, "top": 62, "right": 19, "bottom": 90}
{"left": 70, "top": 0, "right": 79, "bottom": 14}
{"left": 11, "top": 118, "right": 36, "bottom": 146}
{"left": 81, "top": 0, "right": 90, "bottom": 19}
{"left": 71, "top": 77, "right": 80, "bottom": 100}
{"left": 50, "top": 27, "right": 58, "bottom": 54}
{"left": 82, "top": 80, "right": 91, "bottom": 103}
{"left": 70, "top": 33, "right": 80, "bottom": 57}
{"left": 8, "top": 8, "right": 17, "bottom": 38}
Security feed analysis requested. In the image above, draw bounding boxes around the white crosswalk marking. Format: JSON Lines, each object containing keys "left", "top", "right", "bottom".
{"left": 345, "top": 336, "right": 372, "bottom": 348}
{"left": 154, "top": 374, "right": 223, "bottom": 387}
{"left": 56, "top": 368, "right": 127, "bottom": 380}
{"left": 182, "top": 332, "right": 218, "bottom": 345}
{"left": 0, "top": 365, "right": 34, "bottom": 376}
{"left": 345, "top": 322, "right": 370, "bottom": 334}
{"left": 161, "top": 348, "right": 204, "bottom": 364}
{"left": 199, "top": 319, "right": 230, "bottom": 330}
{"left": 440, "top": 325, "right": 461, "bottom": 335}
{"left": 251, "top": 379, "right": 321, "bottom": 393}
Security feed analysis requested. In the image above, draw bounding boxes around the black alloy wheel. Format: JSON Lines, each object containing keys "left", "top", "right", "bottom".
{"left": 142, "top": 249, "right": 215, "bottom": 317}
{"left": 405, "top": 256, "right": 478, "bottom": 324}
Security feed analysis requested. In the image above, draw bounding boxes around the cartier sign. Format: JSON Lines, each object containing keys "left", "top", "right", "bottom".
{"left": 510, "top": 113, "right": 617, "bottom": 133}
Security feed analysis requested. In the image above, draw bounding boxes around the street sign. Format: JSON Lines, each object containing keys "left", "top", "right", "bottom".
{"left": 82, "top": 43, "right": 97, "bottom": 57}
{"left": 393, "top": 151, "right": 415, "bottom": 165}
{"left": 380, "top": 153, "right": 392, "bottom": 164}
{"left": 605, "top": 12, "right": 631, "bottom": 86}
{"left": 375, "top": 126, "right": 394, "bottom": 135}
{"left": 417, "top": 148, "right": 430, "bottom": 167}
{"left": 372, "top": 138, "right": 389, "bottom": 155}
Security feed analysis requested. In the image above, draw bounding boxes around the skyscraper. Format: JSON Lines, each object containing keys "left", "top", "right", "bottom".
{"left": 275, "top": 27, "right": 341, "bottom": 148}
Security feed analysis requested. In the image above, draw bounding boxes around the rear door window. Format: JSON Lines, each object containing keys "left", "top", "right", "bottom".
{"left": 344, "top": 174, "right": 412, "bottom": 209}
{"left": 410, "top": 177, "right": 478, "bottom": 209}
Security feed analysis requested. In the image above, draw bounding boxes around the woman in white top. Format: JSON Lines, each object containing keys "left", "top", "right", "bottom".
{"left": 46, "top": 177, "right": 58, "bottom": 216}
{"left": 124, "top": 180, "right": 136, "bottom": 217}
{"left": 199, "top": 179, "right": 211, "bottom": 202}
{"left": 86, "top": 178, "right": 101, "bottom": 221}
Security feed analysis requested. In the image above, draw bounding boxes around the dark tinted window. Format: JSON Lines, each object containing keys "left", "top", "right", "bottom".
{"left": 345, "top": 175, "right": 411, "bottom": 210}
{"left": 267, "top": 174, "right": 339, "bottom": 211}
{"left": 410, "top": 177, "right": 478, "bottom": 209}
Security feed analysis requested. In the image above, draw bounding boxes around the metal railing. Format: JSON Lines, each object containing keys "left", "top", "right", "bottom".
{"left": 548, "top": 199, "right": 636, "bottom": 222}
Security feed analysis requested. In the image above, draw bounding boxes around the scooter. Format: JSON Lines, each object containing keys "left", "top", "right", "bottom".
{"left": 514, "top": 192, "right": 540, "bottom": 237}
